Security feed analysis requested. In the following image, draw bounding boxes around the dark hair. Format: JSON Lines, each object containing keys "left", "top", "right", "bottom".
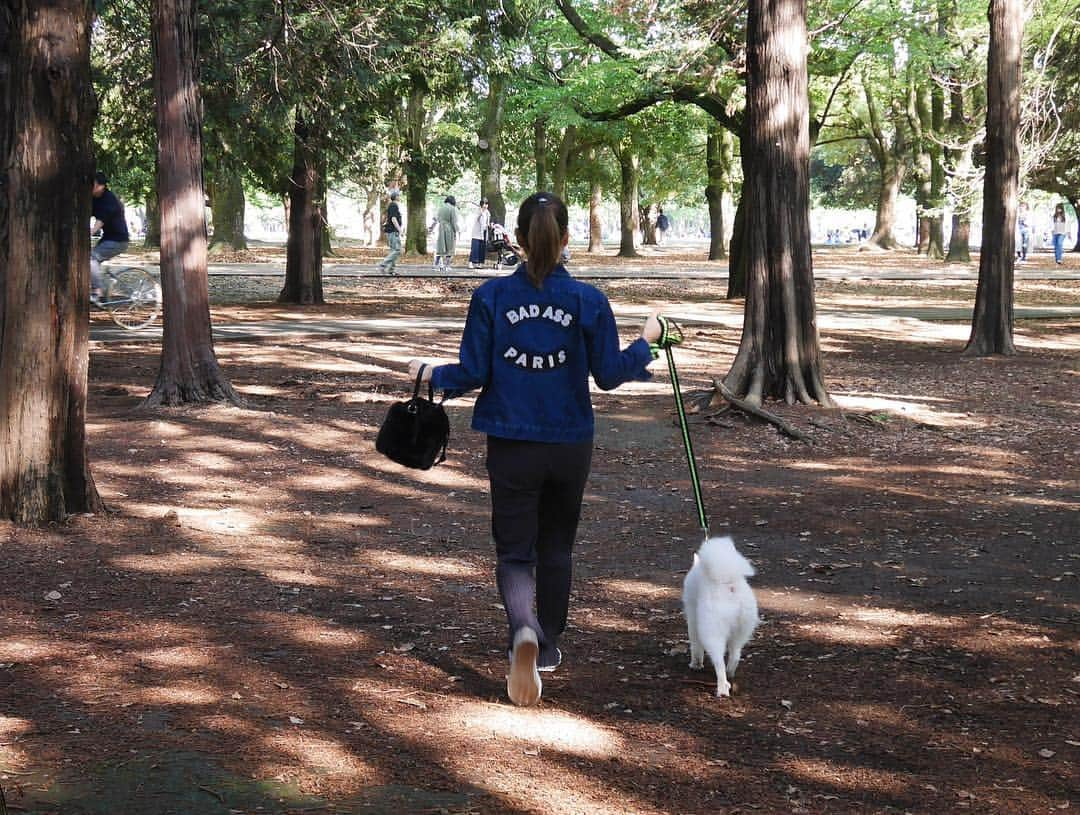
{"left": 516, "top": 192, "right": 568, "bottom": 288}
{"left": 94, "top": 171, "right": 108, "bottom": 185}
{"left": 445, "top": 195, "right": 456, "bottom": 206}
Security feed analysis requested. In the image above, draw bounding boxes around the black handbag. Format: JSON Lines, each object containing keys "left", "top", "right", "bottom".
{"left": 376, "top": 365, "right": 449, "bottom": 470}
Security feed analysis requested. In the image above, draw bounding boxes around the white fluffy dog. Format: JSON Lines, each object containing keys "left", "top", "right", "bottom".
{"left": 682, "top": 536, "right": 759, "bottom": 697}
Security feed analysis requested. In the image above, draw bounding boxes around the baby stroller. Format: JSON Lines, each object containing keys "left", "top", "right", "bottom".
{"left": 486, "top": 223, "right": 521, "bottom": 270}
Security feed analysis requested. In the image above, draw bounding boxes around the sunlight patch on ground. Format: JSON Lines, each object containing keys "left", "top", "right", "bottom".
{"left": 260, "top": 568, "right": 337, "bottom": 587}
{"left": 779, "top": 755, "right": 911, "bottom": 796}
{"left": 596, "top": 577, "right": 680, "bottom": 601}
{"left": 359, "top": 549, "right": 482, "bottom": 578}
{"left": 112, "top": 552, "right": 230, "bottom": 574}
{"left": 831, "top": 393, "right": 987, "bottom": 428}
{"left": 458, "top": 703, "right": 625, "bottom": 759}
{"left": 134, "top": 646, "right": 214, "bottom": 669}
{"left": 759, "top": 589, "right": 959, "bottom": 634}
{"left": 246, "top": 612, "right": 368, "bottom": 650}
{"left": 140, "top": 683, "right": 221, "bottom": 706}
{"left": 579, "top": 608, "right": 652, "bottom": 633}
{"left": 260, "top": 733, "right": 373, "bottom": 779}
{"left": 0, "top": 638, "right": 66, "bottom": 662}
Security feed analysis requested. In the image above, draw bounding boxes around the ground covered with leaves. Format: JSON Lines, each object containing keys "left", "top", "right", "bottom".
{"left": 2, "top": 254, "right": 1078, "bottom": 814}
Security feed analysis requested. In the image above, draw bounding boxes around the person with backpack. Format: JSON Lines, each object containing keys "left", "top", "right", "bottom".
{"left": 407, "top": 192, "right": 663, "bottom": 706}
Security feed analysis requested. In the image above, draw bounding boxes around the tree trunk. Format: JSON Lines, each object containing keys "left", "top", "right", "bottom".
{"left": 145, "top": 0, "right": 239, "bottom": 406}
{"left": 724, "top": 0, "right": 831, "bottom": 407}
{"left": 278, "top": 108, "right": 325, "bottom": 305}
{"left": 927, "top": 81, "right": 946, "bottom": 259}
{"left": 478, "top": 74, "right": 508, "bottom": 227}
{"left": 0, "top": 0, "right": 103, "bottom": 523}
{"left": 404, "top": 82, "right": 430, "bottom": 255}
{"left": 534, "top": 118, "right": 548, "bottom": 192}
{"left": 641, "top": 202, "right": 657, "bottom": 245}
{"left": 965, "top": 0, "right": 1022, "bottom": 356}
{"left": 946, "top": 213, "right": 971, "bottom": 262}
{"left": 727, "top": 158, "right": 749, "bottom": 299}
{"left": 617, "top": 144, "right": 640, "bottom": 258}
{"left": 1069, "top": 196, "right": 1080, "bottom": 252}
{"left": 588, "top": 178, "right": 604, "bottom": 252}
{"left": 706, "top": 124, "right": 732, "bottom": 260}
{"left": 144, "top": 190, "right": 161, "bottom": 249}
{"left": 862, "top": 76, "right": 906, "bottom": 250}
{"left": 552, "top": 126, "right": 576, "bottom": 202}
{"left": 208, "top": 159, "right": 247, "bottom": 253}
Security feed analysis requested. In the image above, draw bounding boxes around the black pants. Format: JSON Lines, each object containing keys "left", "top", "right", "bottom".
{"left": 486, "top": 435, "right": 593, "bottom": 661}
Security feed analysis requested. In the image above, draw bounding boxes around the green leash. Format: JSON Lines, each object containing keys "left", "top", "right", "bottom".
{"left": 650, "top": 316, "right": 709, "bottom": 542}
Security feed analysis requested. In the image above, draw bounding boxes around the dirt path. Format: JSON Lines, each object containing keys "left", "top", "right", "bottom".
{"left": 2, "top": 272, "right": 1077, "bottom": 814}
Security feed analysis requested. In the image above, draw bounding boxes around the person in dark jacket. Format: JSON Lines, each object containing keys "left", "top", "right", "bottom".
{"left": 91, "top": 171, "right": 129, "bottom": 301}
{"left": 408, "top": 192, "right": 663, "bottom": 706}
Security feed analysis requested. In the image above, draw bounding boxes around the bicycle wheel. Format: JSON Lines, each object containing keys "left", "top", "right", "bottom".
{"left": 105, "top": 267, "right": 161, "bottom": 330}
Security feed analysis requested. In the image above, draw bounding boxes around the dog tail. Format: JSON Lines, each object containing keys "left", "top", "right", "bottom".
{"left": 697, "top": 536, "right": 755, "bottom": 581}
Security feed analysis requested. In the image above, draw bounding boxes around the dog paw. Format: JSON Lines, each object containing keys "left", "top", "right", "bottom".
{"left": 688, "top": 659, "right": 704, "bottom": 670}
{"left": 715, "top": 684, "right": 731, "bottom": 698}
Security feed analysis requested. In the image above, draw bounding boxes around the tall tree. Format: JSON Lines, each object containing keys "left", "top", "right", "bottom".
{"left": 279, "top": 108, "right": 325, "bottom": 304}
{"left": 966, "top": 0, "right": 1023, "bottom": 356}
{"left": 146, "top": 0, "right": 240, "bottom": 405}
{"left": 724, "top": 0, "right": 831, "bottom": 406}
{"left": 1, "top": 0, "right": 103, "bottom": 523}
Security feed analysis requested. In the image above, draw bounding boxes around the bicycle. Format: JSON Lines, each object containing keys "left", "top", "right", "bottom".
{"left": 93, "top": 265, "right": 162, "bottom": 330}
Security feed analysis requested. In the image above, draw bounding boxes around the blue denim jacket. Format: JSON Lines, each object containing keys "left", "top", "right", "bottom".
{"left": 431, "top": 265, "right": 654, "bottom": 443}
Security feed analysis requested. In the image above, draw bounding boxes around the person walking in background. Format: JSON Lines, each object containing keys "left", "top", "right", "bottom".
{"left": 1052, "top": 203, "right": 1069, "bottom": 265}
{"left": 433, "top": 195, "right": 460, "bottom": 271}
{"left": 1016, "top": 202, "right": 1031, "bottom": 261}
{"left": 377, "top": 189, "right": 403, "bottom": 275}
{"left": 468, "top": 198, "right": 490, "bottom": 269}
{"left": 406, "top": 192, "right": 663, "bottom": 706}
{"left": 90, "top": 171, "right": 129, "bottom": 302}
{"left": 655, "top": 207, "right": 670, "bottom": 245}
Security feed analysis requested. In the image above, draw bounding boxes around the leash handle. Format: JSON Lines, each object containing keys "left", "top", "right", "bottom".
{"left": 656, "top": 316, "right": 709, "bottom": 541}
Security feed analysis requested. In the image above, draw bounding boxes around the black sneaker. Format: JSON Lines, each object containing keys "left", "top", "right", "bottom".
{"left": 538, "top": 648, "right": 562, "bottom": 673}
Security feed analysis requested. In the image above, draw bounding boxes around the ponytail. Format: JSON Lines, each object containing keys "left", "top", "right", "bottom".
{"left": 516, "top": 192, "right": 569, "bottom": 288}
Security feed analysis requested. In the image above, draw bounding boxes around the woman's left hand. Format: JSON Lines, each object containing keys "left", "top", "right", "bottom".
{"left": 408, "top": 359, "right": 433, "bottom": 382}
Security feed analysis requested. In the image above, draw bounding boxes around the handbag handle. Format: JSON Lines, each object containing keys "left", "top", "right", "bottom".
{"left": 411, "top": 364, "right": 437, "bottom": 404}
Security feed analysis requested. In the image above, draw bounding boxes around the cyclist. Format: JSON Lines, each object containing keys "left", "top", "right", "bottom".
{"left": 91, "top": 171, "right": 129, "bottom": 302}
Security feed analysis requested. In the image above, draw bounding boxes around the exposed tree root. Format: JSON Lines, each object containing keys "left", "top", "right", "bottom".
{"left": 714, "top": 379, "right": 813, "bottom": 443}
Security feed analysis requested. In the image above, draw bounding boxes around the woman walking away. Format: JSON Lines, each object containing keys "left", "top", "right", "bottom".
{"left": 408, "top": 192, "right": 663, "bottom": 706}
{"left": 433, "top": 195, "right": 460, "bottom": 271}
{"left": 1052, "top": 203, "right": 1069, "bottom": 265}
{"left": 469, "top": 198, "right": 491, "bottom": 269}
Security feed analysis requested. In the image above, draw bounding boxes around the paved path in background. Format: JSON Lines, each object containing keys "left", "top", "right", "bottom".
{"left": 202, "top": 260, "right": 1080, "bottom": 281}
{"left": 89, "top": 303, "right": 1080, "bottom": 343}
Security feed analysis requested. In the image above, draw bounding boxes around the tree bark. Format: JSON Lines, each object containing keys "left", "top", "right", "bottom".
{"left": 1069, "top": 196, "right": 1080, "bottom": 252}
{"left": 552, "top": 126, "right": 576, "bottom": 202}
{"left": 208, "top": 158, "right": 247, "bottom": 253}
{"left": 727, "top": 155, "right": 749, "bottom": 299}
{"left": 863, "top": 76, "right": 907, "bottom": 249}
{"left": 534, "top": 118, "right": 548, "bottom": 192}
{"left": 0, "top": 0, "right": 103, "bottom": 523}
{"left": 144, "top": 190, "right": 161, "bottom": 249}
{"left": 616, "top": 143, "right": 640, "bottom": 258}
{"left": 723, "top": 0, "right": 831, "bottom": 407}
{"left": 588, "top": 153, "right": 604, "bottom": 252}
{"left": 706, "top": 124, "right": 731, "bottom": 260}
{"left": 640, "top": 202, "right": 657, "bottom": 245}
{"left": 946, "top": 213, "right": 971, "bottom": 262}
{"left": 146, "top": 0, "right": 240, "bottom": 406}
{"left": 965, "top": 0, "right": 1022, "bottom": 356}
{"left": 278, "top": 108, "right": 325, "bottom": 305}
{"left": 478, "top": 74, "right": 508, "bottom": 227}
{"left": 404, "top": 81, "right": 430, "bottom": 255}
